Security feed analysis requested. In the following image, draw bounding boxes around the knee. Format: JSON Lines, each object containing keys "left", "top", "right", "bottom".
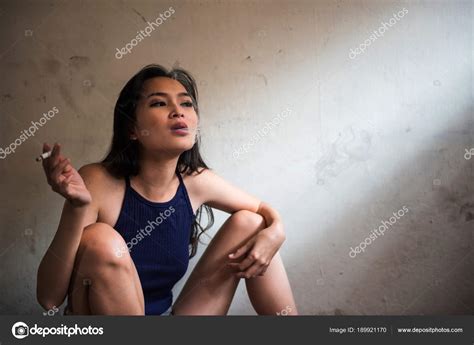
{"left": 228, "top": 210, "right": 266, "bottom": 231}
{"left": 79, "top": 222, "right": 130, "bottom": 268}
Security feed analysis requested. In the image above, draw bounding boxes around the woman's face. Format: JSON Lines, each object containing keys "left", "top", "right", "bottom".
{"left": 132, "top": 77, "right": 198, "bottom": 156}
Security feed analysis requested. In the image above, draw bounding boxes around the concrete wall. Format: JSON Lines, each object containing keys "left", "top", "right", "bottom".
{"left": 0, "top": 0, "right": 472, "bottom": 315}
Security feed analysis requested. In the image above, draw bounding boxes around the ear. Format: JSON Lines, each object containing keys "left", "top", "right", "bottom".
{"left": 129, "top": 126, "right": 138, "bottom": 140}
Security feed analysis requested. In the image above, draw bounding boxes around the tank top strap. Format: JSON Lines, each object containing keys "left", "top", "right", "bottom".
{"left": 175, "top": 171, "right": 184, "bottom": 185}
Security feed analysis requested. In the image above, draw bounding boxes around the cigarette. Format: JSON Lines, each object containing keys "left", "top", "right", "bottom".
{"left": 36, "top": 151, "right": 52, "bottom": 162}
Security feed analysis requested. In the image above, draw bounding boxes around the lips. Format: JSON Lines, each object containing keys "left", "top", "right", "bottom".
{"left": 170, "top": 121, "right": 188, "bottom": 130}
{"left": 170, "top": 121, "right": 189, "bottom": 136}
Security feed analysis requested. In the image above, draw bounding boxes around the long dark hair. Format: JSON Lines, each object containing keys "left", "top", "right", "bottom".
{"left": 101, "top": 64, "right": 214, "bottom": 258}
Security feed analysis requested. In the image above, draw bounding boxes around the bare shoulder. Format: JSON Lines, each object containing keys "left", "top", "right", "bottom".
{"left": 78, "top": 163, "right": 124, "bottom": 199}
{"left": 78, "top": 163, "right": 125, "bottom": 225}
{"left": 78, "top": 163, "right": 121, "bottom": 185}
{"left": 181, "top": 167, "right": 214, "bottom": 189}
{"left": 181, "top": 167, "right": 214, "bottom": 212}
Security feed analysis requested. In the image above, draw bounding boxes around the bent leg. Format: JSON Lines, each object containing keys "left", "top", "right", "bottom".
{"left": 172, "top": 210, "right": 297, "bottom": 315}
{"left": 245, "top": 251, "right": 298, "bottom": 315}
{"left": 67, "top": 222, "right": 144, "bottom": 315}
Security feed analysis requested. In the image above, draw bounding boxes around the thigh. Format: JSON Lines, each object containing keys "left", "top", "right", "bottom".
{"left": 172, "top": 210, "right": 266, "bottom": 315}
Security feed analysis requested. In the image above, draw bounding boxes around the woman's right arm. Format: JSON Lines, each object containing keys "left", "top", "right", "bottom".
{"left": 36, "top": 143, "right": 98, "bottom": 310}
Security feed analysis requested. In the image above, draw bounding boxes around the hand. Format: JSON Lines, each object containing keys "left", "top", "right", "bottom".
{"left": 227, "top": 224, "right": 285, "bottom": 279}
{"left": 41, "top": 142, "right": 92, "bottom": 207}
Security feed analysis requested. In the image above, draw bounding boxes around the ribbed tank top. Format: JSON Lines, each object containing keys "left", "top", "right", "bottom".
{"left": 114, "top": 171, "right": 195, "bottom": 315}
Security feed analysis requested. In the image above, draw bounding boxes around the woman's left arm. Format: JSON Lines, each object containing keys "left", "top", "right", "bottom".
{"left": 228, "top": 201, "right": 286, "bottom": 278}
{"left": 191, "top": 169, "right": 286, "bottom": 278}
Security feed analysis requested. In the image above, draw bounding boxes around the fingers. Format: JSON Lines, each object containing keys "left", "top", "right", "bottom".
{"left": 51, "top": 158, "right": 70, "bottom": 182}
{"left": 42, "top": 143, "right": 71, "bottom": 186}
{"left": 228, "top": 252, "right": 260, "bottom": 274}
{"left": 237, "top": 261, "right": 267, "bottom": 279}
{"left": 228, "top": 239, "right": 254, "bottom": 260}
{"left": 228, "top": 249, "right": 270, "bottom": 278}
{"left": 42, "top": 142, "right": 51, "bottom": 153}
{"left": 41, "top": 143, "right": 51, "bottom": 171}
{"left": 228, "top": 254, "right": 253, "bottom": 271}
{"left": 42, "top": 142, "right": 61, "bottom": 174}
{"left": 259, "top": 267, "right": 268, "bottom": 277}
{"left": 50, "top": 143, "right": 61, "bottom": 169}
{"left": 62, "top": 173, "right": 74, "bottom": 185}
{"left": 60, "top": 174, "right": 74, "bottom": 193}
{"left": 63, "top": 162, "right": 73, "bottom": 173}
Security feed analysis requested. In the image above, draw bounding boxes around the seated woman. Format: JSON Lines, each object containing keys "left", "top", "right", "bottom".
{"left": 36, "top": 64, "right": 297, "bottom": 315}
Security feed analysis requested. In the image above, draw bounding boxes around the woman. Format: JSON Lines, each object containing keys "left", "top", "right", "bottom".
{"left": 36, "top": 64, "right": 297, "bottom": 315}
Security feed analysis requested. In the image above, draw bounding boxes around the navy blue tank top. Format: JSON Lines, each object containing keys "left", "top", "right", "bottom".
{"left": 114, "top": 171, "right": 195, "bottom": 315}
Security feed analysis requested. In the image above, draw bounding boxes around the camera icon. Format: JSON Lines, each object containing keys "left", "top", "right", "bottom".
{"left": 276, "top": 306, "right": 292, "bottom": 316}
{"left": 12, "top": 321, "right": 29, "bottom": 339}
{"left": 464, "top": 148, "right": 474, "bottom": 160}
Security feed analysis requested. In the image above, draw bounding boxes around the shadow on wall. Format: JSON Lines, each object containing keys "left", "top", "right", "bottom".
{"left": 284, "top": 106, "right": 473, "bottom": 315}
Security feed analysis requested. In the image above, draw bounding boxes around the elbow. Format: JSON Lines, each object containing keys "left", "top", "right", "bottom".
{"left": 36, "top": 273, "right": 64, "bottom": 311}
{"left": 37, "top": 299, "right": 53, "bottom": 312}
{"left": 36, "top": 291, "right": 53, "bottom": 311}
{"left": 36, "top": 289, "right": 64, "bottom": 311}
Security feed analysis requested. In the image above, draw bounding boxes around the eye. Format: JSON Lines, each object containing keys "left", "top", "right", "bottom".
{"left": 150, "top": 101, "right": 166, "bottom": 107}
{"left": 149, "top": 100, "right": 193, "bottom": 108}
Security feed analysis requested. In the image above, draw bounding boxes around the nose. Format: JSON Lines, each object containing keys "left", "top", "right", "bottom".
{"left": 170, "top": 111, "right": 184, "bottom": 119}
{"left": 168, "top": 100, "right": 185, "bottom": 119}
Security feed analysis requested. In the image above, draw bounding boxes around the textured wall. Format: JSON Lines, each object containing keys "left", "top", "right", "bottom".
{"left": 0, "top": 0, "right": 472, "bottom": 315}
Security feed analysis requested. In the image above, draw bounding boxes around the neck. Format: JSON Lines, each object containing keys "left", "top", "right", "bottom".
{"left": 134, "top": 151, "right": 179, "bottom": 191}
